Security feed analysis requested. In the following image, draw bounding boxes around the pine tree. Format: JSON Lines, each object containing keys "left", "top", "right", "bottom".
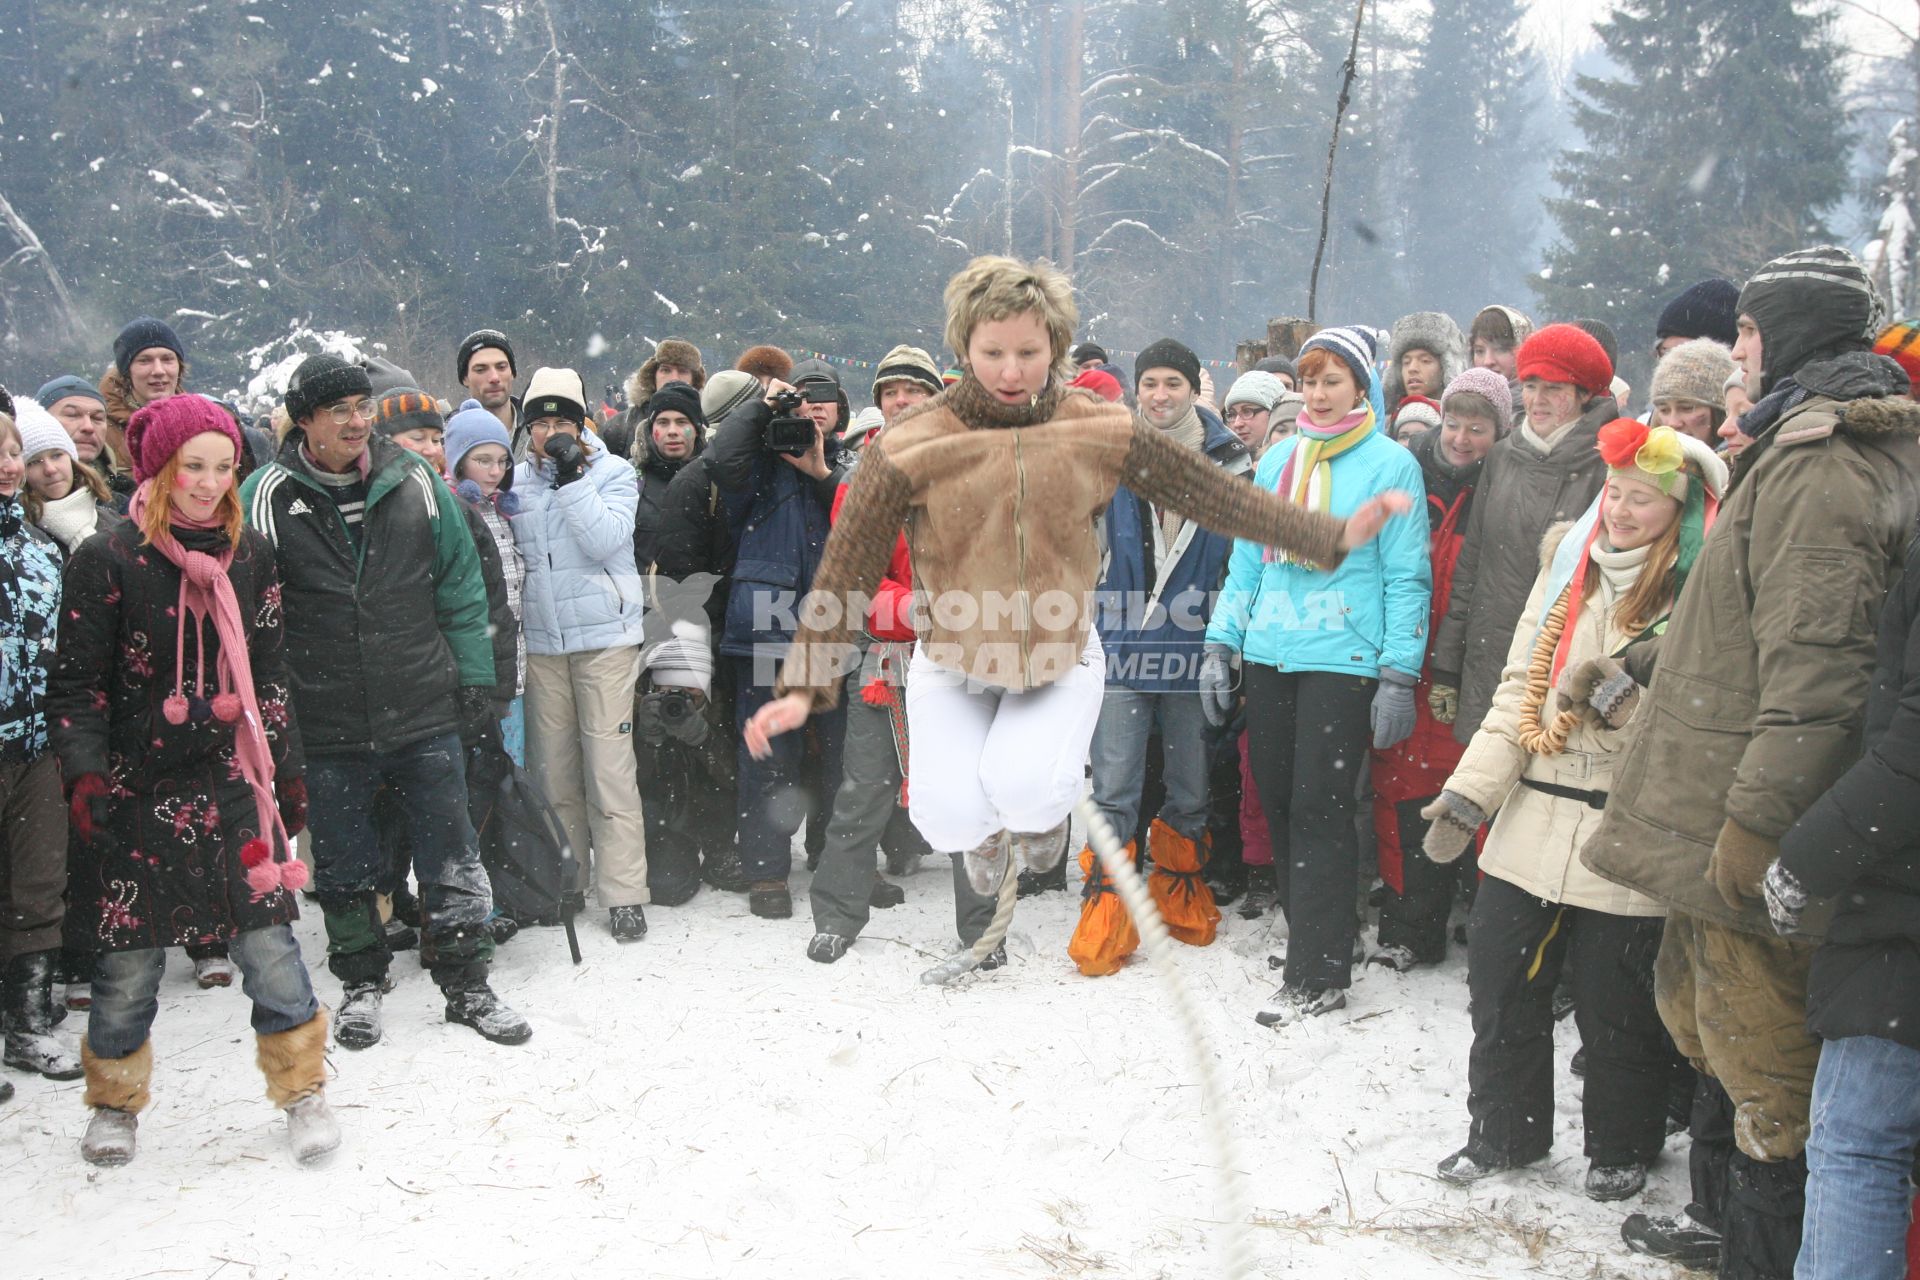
{"left": 1537, "top": 0, "right": 1849, "bottom": 348}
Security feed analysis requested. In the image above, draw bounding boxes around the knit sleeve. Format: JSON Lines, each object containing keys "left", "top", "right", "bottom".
{"left": 775, "top": 443, "right": 914, "bottom": 712}
{"left": 1117, "top": 419, "right": 1348, "bottom": 571}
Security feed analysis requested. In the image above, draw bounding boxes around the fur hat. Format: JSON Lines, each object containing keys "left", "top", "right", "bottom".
{"left": 735, "top": 345, "right": 794, "bottom": 383}
{"left": 1470, "top": 304, "right": 1533, "bottom": 350}
{"left": 1650, "top": 339, "right": 1736, "bottom": 411}
{"left": 456, "top": 329, "right": 516, "bottom": 383}
{"left": 627, "top": 338, "right": 707, "bottom": 408}
{"left": 1384, "top": 311, "right": 1468, "bottom": 406}
{"left": 701, "top": 370, "right": 762, "bottom": 423}
{"left": 1222, "top": 371, "right": 1286, "bottom": 412}
{"left": 1439, "top": 367, "right": 1516, "bottom": 437}
{"left": 1656, "top": 279, "right": 1741, "bottom": 346}
{"left": 15, "top": 399, "right": 77, "bottom": 465}
{"left": 125, "top": 393, "right": 245, "bottom": 484}
{"left": 285, "top": 354, "right": 373, "bottom": 424}
{"left": 1069, "top": 368, "right": 1124, "bottom": 402}
{"left": 1516, "top": 324, "right": 1613, "bottom": 397}
{"left": 444, "top": 400, "right": 513, "bottom": 476}
{"left": 1738, "top": 245, "right": 1886, "bottom": 396}
{"left": 1390, "top": 396, "right": 1443, "bottom": 439}
{"left": 34, "top": 375, "right": 104, "bottom": 412}
{"left": 1134, "top": 338, "right": 1202, "bottom": 391}
{"left": 870, "top": 344, "right": 943, "bottom": 403}
{"left": 1298, "top": 326, "right": 1378, "bottom": 392}
{"left": 372, "top": 387, "right": 446, "bottom": 439}
{"left": 114, "top": 316, "right": 186, "bottom": 382}
{"left": 520, "top": 367, "right": 589, "bottom": 428}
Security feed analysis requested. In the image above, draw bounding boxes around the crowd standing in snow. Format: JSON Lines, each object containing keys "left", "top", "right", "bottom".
{"left": 0, "top": 247, "right": 1917, "bottom": 1280}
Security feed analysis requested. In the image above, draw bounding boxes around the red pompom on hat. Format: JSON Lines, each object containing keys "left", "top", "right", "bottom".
{"left": 124, "top": 394, "right": 247, "bottom": 484}
{"left": 1515, "top": 323, "right": 1614, "bottom": 398}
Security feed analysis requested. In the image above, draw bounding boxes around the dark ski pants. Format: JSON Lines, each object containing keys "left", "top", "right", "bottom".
{"left": 1464, "top": 873, "right": 1668, "bottom": 1168}
{"left": 1242, "top": 665, "right": 1373, "bottom": 991}
{"left": 1374, "top": 794, "right": 1475, "bottom": 961}
{"left": 733, "top": 657, "right": 843, "bottom": 882}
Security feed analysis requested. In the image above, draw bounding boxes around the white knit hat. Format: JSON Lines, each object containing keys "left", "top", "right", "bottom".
{"left": 14, "top": 399, "right": 78, "bottom": 464}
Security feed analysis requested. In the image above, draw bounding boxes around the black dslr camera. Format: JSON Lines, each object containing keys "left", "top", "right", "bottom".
{"left": 765, "top": 388, "right": 819, "bottom": 457}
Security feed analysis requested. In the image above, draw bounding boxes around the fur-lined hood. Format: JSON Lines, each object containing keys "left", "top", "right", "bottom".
{"left": 1384, "top": 312, "right": 1467, "bottom": 407}
{"left": 1838, "top": 395, "right": 1920, "bottom": 442}
{"left": 624, "top": 339, "right": 706, "bottom": 408}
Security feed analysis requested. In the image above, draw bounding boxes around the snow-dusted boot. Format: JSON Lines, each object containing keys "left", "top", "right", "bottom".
{"left": 1252, "top": 982, "right": 1347, "bottom": 1027}
{"left": 333, "top": 983, "right": 383, "bottom": 1050}
{"left": 193, "top": 953, "right": 236, "bottom": 989}
{"left": 257, "top": 1012, "right": 337, "bottom": 1164}
{"left": 4, "top": 951, "right": 83, "bottom": 1079}
{"left": 80, "top": 1038, "right": 151, "bottom": 1166}
{"left": 961, "top": 831, "right": 1011, "bottom": 896}
{"left": 284, "top": 1093, "right": 341, "bottom": 1165}
{"left": 1009, "top": 819, "right": 1071, "bottom": 876}
{"left": 444, "top": 981, "right": 532, "bottom": 1046}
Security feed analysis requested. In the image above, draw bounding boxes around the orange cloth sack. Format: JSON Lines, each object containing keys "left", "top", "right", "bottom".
{"left": 1068, "top": 843, "right": 1140, "bottom": 977}
{"left": 1147, "top": 818, "right": 1221, "bottom": 947}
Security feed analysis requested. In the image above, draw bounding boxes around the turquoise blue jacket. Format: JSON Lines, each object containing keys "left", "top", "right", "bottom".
{"left": 1204, "top": 429, "right": 1431, "bottom": 679}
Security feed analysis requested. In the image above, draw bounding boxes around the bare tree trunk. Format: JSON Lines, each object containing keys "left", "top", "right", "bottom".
{"left": 1059, "top": 0, "right": 1084, "bottom": 273}
{"left": 1039, "top": 4, "right": 1056, "bottom": 263}
{"left": 0, "top": 190, "right": 79, "bottom": 341}
{"left": 1307, "top": 0, "right": 1367, "bottom": 324}
{"left": 1218, "top": 38, "right": 1246, "bottom": 352}
{"left": 535, "top": 0, "right": 566, "bottom": 238}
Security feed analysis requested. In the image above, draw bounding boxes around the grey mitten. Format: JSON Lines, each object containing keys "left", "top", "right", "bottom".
{"left": 1418, "top": 790, "right": 1487, "bottom": 864}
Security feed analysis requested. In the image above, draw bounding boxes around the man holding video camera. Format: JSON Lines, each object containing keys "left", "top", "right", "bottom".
{"left": 707, "top": 359, "right": 850, "bottom": 919}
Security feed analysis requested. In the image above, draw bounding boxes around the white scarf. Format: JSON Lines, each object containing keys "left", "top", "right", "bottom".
{"left": 37, "top": 487, "right": 100, "bottom": 554}
{"left": 1589, "top": 538, "right": 1651, "bottom": 604}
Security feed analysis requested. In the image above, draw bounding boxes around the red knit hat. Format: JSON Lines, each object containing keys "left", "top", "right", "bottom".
{"left": 1873, "top": 321, "right": 1920, "bottom": 398}
{"left": 1515, "top": 323, "right": 1614, "bottom": 397}
{"left": 1069, "top": 368, "right": 1124, "bottom": 402}
{"left": 124, "top": 394, "right": 246, "bottom": 483}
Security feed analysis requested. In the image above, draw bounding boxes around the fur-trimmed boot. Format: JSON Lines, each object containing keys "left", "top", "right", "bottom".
{"left": 80, "top": 1039, "right": 151, "bottom": 1166}
{"left": 256, "top": 1012, "right": 339, "bottom": 1165}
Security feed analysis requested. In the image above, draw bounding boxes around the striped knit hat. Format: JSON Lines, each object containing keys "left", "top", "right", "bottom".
{"left": 1738, "top": 246, "right": 1886, "bottom": 396}
{"left": 1873, "top": 321, "right": 1920, "bottom": 398}
{"left": 1297, "top": 326, "right": 1377, "bottom": 392}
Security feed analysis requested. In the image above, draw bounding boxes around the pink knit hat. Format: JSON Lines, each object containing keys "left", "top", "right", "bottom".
{"left": 124, "top": 395, "right": 246, "bottom": 483}
{"left": 1439, "top": 366, "right": 1516, "bottom": 436}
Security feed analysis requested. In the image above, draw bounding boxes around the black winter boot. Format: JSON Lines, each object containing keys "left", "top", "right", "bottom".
{"left": 443, "top": 980, "right": 532, "bottom": 1045}
{"left": 1719, "top": 1150, "right": 1806, "bottom": 1279}
{"left": 2, "top": 950, "right": 83, "bottom": 1079}
{"left": 1620, "top": 1209, "right": 1721, "bottom": 1270}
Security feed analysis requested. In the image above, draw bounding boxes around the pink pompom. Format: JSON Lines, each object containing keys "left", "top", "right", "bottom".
{"left": 246, "top": 862, "right": 279, "bottom": 901}
{"left": 239, "top": 838, "right": 270, "bottom": 868}
{"left": 163, "top": 694, "right": 190, "bottom": 725}
{"left": 278, "top": 859, "right": 309, "bottom": 892}
{"left": 211, "top": 693, "right": 241, "bottom": 723}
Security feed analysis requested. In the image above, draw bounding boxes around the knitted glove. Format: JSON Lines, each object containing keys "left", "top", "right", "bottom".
{"left": 1371, "top": 670, "right": 1418, "bottom": 749}
{"left": 1198, "top": 643, "right": 1239, "bottom": 728}
{"left": 68, "top": 772, "right": 111, "bottom": 844}
{"left": 1418, "top": 790, "right": 1486, "bottom": 864}
{"left": 1762, "top": 860, "right": 1809, "bottom": 936}
{"left": 1426, "top": 678, "right": 1459, "bottom": 725}
{"left": 1707, "top": 818, "right": 1778, "bottom": 911}
{"left": 543, "top": 433, "right": 587, "bottom": 485}
{"left": 275, "top": 775, "right": 308, "bottom": 838}
{"left": 1557, "top": 657, "right": 1640, "bottom": 729}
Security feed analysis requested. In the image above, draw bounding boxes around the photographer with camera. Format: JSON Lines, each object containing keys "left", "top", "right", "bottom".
{"left": 707, "top": 358, "right": 850, "bottom": 919}
{"left": 509, "top": 368, "right": 652, "bottom": 943}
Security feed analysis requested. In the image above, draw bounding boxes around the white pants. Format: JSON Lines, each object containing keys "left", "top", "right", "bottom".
{"left": 904, "top": 632, "right": 1104, "bottom": 853}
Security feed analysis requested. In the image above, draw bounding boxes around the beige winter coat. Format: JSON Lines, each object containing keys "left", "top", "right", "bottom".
{"left": 1445, "top": 524, "right": 1666, "bottom": 917}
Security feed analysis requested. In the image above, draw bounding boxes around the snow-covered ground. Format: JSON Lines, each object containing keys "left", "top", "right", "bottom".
{"left": 6, "top": 857, "right": 1690, "bottom": 1279}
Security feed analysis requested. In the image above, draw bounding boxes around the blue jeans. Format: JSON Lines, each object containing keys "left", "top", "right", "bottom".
{"left": 88, "top": 925, "right": 318, "bottom": 1059}
{"left": 1089, "top": 686, "right": 1210, "bottom": 846}
{"left": 1798, "top": 1034, "right": 1920, "bottom": 1280}
{"left": 733, "top": 657, "right": 844, "bottom": 881}
{"left": 307, "top": 732, "right": 492, "bottom": 931}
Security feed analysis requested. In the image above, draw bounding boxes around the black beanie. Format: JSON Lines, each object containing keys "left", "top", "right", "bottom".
{"left": 1071, "top": 342, "right": 1108, "bottom": 365}
{"left": 286, "top": 354, "right": 374, "bottom": 424}
{"left": 1134, "top": 338, "right": 1202, "bottom": 391}
{"left": 372, "top": 386, "right": 446, "bottom": 438}
{"left": 114, "top": 316, "right": 187, "bottom": 381}
{"left": 1656, "top": 279, "right": 1741, "bottom": 346}
{"left": 644, "top": 382, "right": 707, "bottom": 433}
{"left": 1570, "top": 319, "right": 1620, "bottom": 374}
{"left": 456, "top": 329, "right": 517, "bottom": 383}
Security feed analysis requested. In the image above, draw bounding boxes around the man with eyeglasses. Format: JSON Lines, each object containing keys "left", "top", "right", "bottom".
{"left": 240, "top": 354, "right": 531, "bottom": 1051}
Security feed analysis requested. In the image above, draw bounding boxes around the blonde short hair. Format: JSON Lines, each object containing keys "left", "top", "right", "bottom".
{"left": 942, "top": 256, "right": 1078, "bottom": 383}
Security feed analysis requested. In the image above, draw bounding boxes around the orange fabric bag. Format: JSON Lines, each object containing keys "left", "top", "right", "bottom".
{"left": 1147, "top": 818, "right": 1221, "bottom": 947}
{"left": 1068, "top": 843, "right": 1139, "bottom": 977}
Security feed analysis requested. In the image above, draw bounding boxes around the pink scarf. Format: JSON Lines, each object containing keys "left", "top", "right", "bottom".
{"left": 127, "top": 484, "right": 305, "bottom": 901}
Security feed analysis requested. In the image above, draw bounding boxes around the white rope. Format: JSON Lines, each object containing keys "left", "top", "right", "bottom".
{"left": 919, "top": 833, "right": 1018, "bottom": 986}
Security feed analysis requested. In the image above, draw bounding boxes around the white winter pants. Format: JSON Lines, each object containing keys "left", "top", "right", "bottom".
{"left": 904, "top": 632, "right": 1104, "bottom": 853}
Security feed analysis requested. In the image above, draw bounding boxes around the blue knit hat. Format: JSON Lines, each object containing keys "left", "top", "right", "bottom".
{"left": 113, "top": 316, "right": 186, "bottom": 381}
{"left": 1298, "top": 326, "right": 1378, "bottom": 392}
{"left": 444, "top": 399, "right": 513, "bottom": 476}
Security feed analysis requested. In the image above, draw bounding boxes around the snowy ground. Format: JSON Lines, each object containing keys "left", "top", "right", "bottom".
{"left": 5, "top": 854, "right": 1694, "bottom": 1280}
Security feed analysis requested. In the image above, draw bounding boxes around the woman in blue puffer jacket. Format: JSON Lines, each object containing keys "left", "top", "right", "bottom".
{"left": 510, "top": 368, "right": 652, "bottom": 944}
{"left": 1202, "top": 327, "right": 1431, "bottom": 1027}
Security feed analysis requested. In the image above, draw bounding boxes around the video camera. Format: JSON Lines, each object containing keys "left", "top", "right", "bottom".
{"left": 765, "top": 387, "right": 825, "bottom": 457}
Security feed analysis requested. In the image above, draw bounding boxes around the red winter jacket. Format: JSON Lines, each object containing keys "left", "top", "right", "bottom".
{"left": 831, "top": 481, "right": 915, "bottom": 642}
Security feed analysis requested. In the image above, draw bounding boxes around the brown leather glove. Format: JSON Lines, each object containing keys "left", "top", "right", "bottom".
{"left": 1707, "top": 818, "right": 1778, "bottom": 911}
